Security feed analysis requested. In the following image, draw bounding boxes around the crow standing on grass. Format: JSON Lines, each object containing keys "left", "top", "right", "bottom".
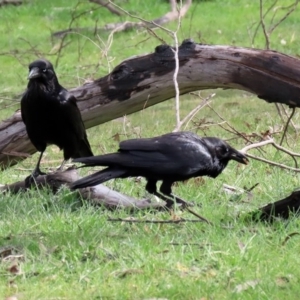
{"left": 21, "top": 59, "right": 93, "bottom": 186}
{"left": 71, "top": 132, "right": 248, "bottom": 207}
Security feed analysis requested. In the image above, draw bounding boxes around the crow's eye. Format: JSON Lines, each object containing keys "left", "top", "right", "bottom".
{"left": 42, "top": 69, "right": 47, "bottom": 73}
{"left": 216, "top": 146, "right": 228, "bottom": 157}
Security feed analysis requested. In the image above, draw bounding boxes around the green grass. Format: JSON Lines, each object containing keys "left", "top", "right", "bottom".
{"left": 1, "top": 0, "right": 300, "bottom": 299}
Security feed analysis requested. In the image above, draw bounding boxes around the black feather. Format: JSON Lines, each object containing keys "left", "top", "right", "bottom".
{"left": 21, "top": 59, "right": 93, "bottom": 184}
{"left": 71, "top": 132, "right": 248, "bottom": 207}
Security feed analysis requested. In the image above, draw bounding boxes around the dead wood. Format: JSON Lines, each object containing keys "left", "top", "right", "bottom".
{"left": 2, "top": 167, "right": 166, "bottom": 209}
{"left": 251, "top": 190, "right": 300, "bottom": 221}
{"left": 89, "top": 0, "right": 124, "bottom": 16}
{"left": 3, "top": 167, "right": 211, "bottom": 216}
{"left": 52, "top": 0, "right": 192, "bottom": 37}
{"left": 0, "top": 0, "right": 22, "bottom": 7}
{"left": 1, "top": 40, "right": 300, "bottom": 169}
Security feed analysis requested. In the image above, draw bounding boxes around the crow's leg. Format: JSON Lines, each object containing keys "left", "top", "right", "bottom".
{"left": 145, "top": 179, "right": 175, "bottom": 207}
{"left": 160, "top": 181, "right": 194, "bottom": 208}
{"left": 160, "top": 181, "right": 211, "bottom": 223}
{"left": 25, "top": 151, "right": 46, "bottom": 187}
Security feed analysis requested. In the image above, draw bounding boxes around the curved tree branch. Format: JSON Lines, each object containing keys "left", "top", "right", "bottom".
{"left": 1, "top": 41, "right": 300, "bottom": 169}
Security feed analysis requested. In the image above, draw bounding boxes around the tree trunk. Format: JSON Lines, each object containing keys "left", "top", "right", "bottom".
{"left": 1, "top": 40, "right": 300, "bottom": 169}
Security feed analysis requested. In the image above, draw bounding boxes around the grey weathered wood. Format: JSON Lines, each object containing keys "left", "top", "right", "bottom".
{"left": 1, "top": 40, "right": 300, "bottom": 169}
{"left": 3, "top": 167, "right": 165, "bottom": 209}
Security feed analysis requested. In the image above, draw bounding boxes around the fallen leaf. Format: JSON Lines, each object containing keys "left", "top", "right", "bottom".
{"left": 170, "top": 210, "right": 182, "bottom": 221}
{"left": 176, "top": 262, "right": 189, "bottom": 273}
{"left": 5, "top": 296, "right": 19, "bottom": 300}
{"left": 275, "top": 276, "right": 290, "bottom": 288}
{"left": 112, "top": 133, "right": 120, "bottom": 142}
{"left": 8, "top": 263, "right": 21, "bottom": 275}
{"left": 237, "top": 241, "right": 245, "bottom": 251}
{"left": 234, "top": 279, "right": 260, "bottom": 293}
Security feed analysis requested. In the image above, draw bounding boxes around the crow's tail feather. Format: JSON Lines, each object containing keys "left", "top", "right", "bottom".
{"left": 73, "top": 153, "right": 119, "bottom": 167}
{"left": 71, "top": 168, "right": 126, "bottom": 189}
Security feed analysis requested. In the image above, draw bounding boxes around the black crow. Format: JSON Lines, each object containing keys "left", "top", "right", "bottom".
{"left": 21, "top": 59, "right": 93, "bottom": 185}
{"left": 71, "top": 132, "right": 248, "bottom": 207}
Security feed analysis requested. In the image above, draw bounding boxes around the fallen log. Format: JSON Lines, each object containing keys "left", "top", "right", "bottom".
{"left": 0, "top": 0, "right": 22, "bottom": 7}
{"left": 2, "top": 167, "right": 165, "bottom": 209}
{"left": 1, "top": 40, "right": 300, "bottom": 169}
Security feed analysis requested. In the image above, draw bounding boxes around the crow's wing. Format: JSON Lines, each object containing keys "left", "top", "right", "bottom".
{"left": 58, "top": 88, "right": 93, "bottom": 157}
{"left": 20, "top": 90, "right": 31, "bottom": 126}
{"left": 75, "top": 132, "right": 214, "bottom": 176}
{"left": 119, "top": 131, "right": 193, "bottom": 151}
{"left": 58, "top": 89, "right": 84, "bottom": 135}
{"left": 119, "top": 132, "right": 213, "bottom": 174}
{"left": 74, "top": 151, "right": 169, "bottom": 168}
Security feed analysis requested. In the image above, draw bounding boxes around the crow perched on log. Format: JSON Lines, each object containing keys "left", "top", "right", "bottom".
{"left": 71, "top": 132, "right": 248, "bottom": 207}
{"left": 21, "top": 59, "right": 93, "bottom": 185}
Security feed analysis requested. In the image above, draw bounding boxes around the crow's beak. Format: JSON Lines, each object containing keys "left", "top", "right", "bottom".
{"left": 230, "top": 150, "right": 249, "bottom": 165}
{"left": 28, "top": 67, "right": 41, "bottom": 79}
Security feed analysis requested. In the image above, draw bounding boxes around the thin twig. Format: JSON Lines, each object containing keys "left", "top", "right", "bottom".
{"left": 281, "top": 105, "right": 297, "bottom": 131}
{"left": 107, "top": 217, "right": 209, "bottom": 224}
{"left": 251, "top": 0, "right": 277, "bottom": 46}
{"left": 169, "top": 242, "right": 210, "bottom": 247}
{"left": 173, "top": 93, "right": 215, "bottom": 132}
{"left": 107, "top": 0, "right": 191, "bottom": 35}
{"left": 280, "top": 107, "right": 296, "bottom": 146}
{"left": 240, "top": 139, "right": 274, "bottom": 153}
{"left": 207, "top": 104, "right": 254, "bottom": 144}
{"left": 246, "top": 153, "right": 300, "bottom": 172}
{"left": 185, "top": 207, "right": 212, "bottom": 225}
{"left": 260, "top": 0, "right": 270, "bottom": 49}
{"left": 241, "top": 138, "right": 300, "bottom": 168}
{"left": 172, "top": 1, "right": 182, "bottom": 129}
{"left": 269, "top": 1, "right": 299, "bottom": 34}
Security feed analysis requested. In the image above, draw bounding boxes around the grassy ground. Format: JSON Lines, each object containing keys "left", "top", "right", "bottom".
{"left": 1, "top": 0, "right": 300, "bottom": 299}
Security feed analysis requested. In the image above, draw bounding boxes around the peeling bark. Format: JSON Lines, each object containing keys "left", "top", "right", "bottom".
{"left": 1, "top": 40, "right": 300, "bottom": 169}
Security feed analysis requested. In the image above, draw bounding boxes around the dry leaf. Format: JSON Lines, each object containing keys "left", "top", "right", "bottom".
{"left": 8, "top": 263, "right": 21, "bottom": 275}
{"left": 237, "top": 241, "right": 245, "bottom": 251}
{"left": 5, "top": 296, "right": 19, "bottom": 300}
{"left": 112, "top": 133, "right": 120, "bottom": 142}
{"left": 275, "top": 276, "right": 290, "bottom": 288}
{"left": 170, "top": 210, "right": 182, "bottom": 221}
{"left": 234, "top": 279, "right": 260, "bottom": 293}
{"left": 176, "top": 262, "right": 189, "bottom": 273}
